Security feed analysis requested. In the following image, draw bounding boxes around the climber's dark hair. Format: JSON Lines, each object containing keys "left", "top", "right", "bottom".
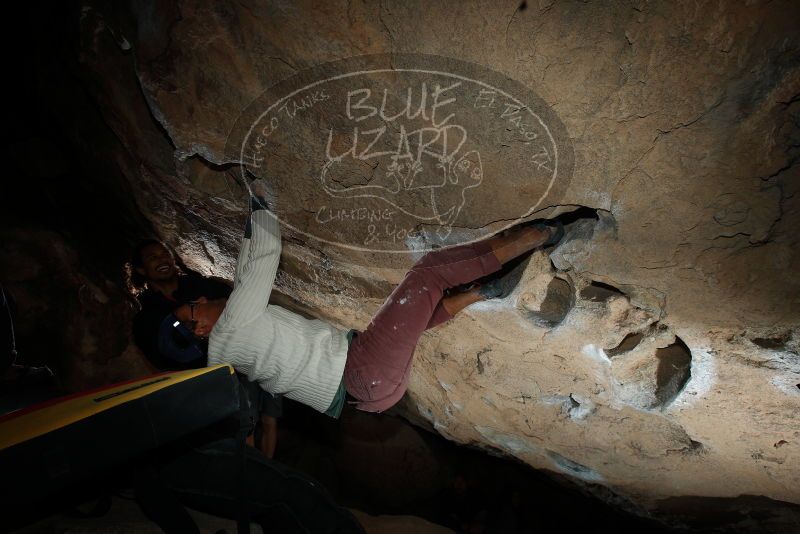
{"left": 125, "top": 239, "right": 171, "bottom": 296}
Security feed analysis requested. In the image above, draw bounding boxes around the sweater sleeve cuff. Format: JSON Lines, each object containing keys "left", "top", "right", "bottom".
{"left": 250, "top": 195, "right": 268, "bottom": 212}
{"left": 249, "top": 209, "right": 281, "bottom": 254}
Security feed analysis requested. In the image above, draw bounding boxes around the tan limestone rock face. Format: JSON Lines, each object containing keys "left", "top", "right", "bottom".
{"left": 77, "top": 0, "right": 799, "bottom": 523}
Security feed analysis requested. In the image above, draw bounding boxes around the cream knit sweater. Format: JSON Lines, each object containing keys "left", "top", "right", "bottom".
{"left": 208, "top": 209, "right": 350, "bottom": 412}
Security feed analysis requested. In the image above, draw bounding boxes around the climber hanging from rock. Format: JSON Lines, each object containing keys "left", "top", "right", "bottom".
{"left": 173, "top": 183, "right": 564, "bottom": 417}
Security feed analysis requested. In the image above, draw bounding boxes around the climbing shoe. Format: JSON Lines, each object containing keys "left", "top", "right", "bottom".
{"left": 478, "top": 259, "right": 528, "bottom": 299}
{"left": 478, "top": 279, "right": 503, "bottom": 299}
{"left": 532, "top": 220, "right": 565, "bottom": 247}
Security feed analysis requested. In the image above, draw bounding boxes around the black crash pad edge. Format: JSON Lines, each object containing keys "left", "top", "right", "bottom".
{"left": 0, "top": 366, "right": 241, "bottom": 506}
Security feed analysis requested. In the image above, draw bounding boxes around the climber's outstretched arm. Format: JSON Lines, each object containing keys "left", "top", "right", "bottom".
{"left": 219, "top": 204, "right": 282, "bottom": 327}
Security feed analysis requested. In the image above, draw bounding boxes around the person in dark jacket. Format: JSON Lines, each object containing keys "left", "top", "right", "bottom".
{"left": 129, "top": 239, "right": 232, "bottom": 371}
{"left": 128, "top": 240, "right": 281, "bottom": 458}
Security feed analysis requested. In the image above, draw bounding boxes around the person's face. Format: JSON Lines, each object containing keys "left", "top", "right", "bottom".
{"left": 175, "top": 297, "right": 226, "bottom": 338}
{"left": 137, "top": 243, "right": 177, "bottom": 282}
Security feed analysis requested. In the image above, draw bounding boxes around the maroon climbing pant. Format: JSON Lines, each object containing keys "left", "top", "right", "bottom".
{"left": 343, "top": 240, "right": 503, "bottom": 412}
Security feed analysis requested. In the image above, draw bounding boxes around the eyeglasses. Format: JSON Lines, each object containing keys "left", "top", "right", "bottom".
{"left": 181, "top": 300, "right": 198, "bottom": 332}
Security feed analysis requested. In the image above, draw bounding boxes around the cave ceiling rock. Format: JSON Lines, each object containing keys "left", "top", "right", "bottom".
{"left": 75, "top": 0, "right": 800, "bottom": 521}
